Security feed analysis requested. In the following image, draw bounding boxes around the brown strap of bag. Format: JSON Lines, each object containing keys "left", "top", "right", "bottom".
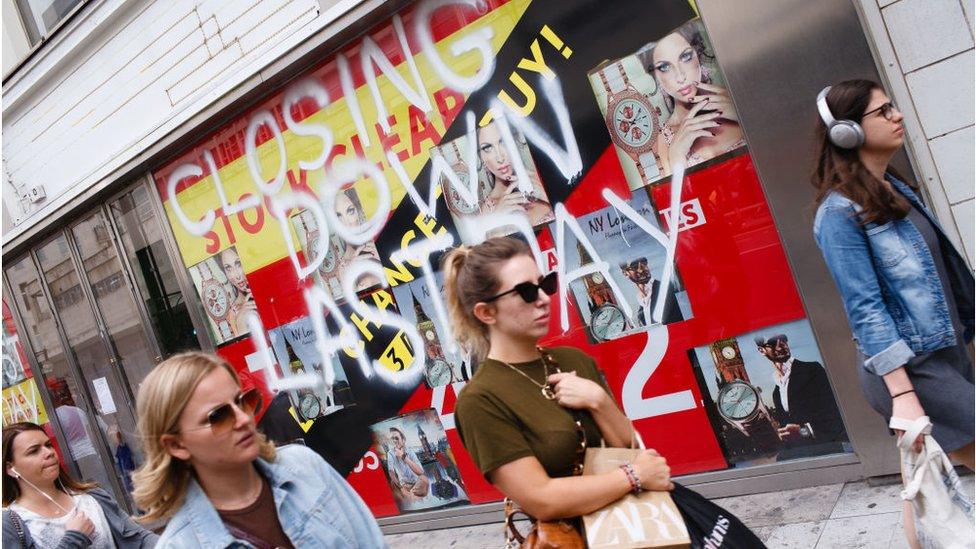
{"left": 501, "top": 348, "right": 588, "bottom": 549}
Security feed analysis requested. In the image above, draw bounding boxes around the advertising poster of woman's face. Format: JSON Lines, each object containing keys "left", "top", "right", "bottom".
{"left": 290, "top": 186, "right": 383, "bottom": 300}
{"left": 433, "top": 123, "right": 554, "bottom": 238}
{"left": 589, "top": 18, "right": 746, "bottom": 190}
{"left": 638, "top": 19, "right": 745, "bottom": 176}
{"left": 187, "top": 245, "right": 255, "bottom": 345}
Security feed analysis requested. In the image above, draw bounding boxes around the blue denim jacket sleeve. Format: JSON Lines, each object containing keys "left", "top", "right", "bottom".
{"left": 307, "top": 447, "right": 388, "bottom": 547}
{"left": 814, "top": 200, "right": 915, "bottom": 375}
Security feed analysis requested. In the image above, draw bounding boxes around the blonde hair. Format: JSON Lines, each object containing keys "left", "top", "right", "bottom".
{"left": 131, "top": 351, "right": 276, "bottom": 523}
{"left": 441, "top": 237, "right": 532, "bottom": 360}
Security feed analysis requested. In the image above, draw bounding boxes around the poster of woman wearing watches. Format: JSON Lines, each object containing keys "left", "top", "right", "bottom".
{"left": 589, "top": 17, "right": 746, "bottom": 190}
{"left": 187, "top": 245, "right": 256, "bottom": 345}
{"left": 431, "top": 122, "right": 554, "bottom": 237}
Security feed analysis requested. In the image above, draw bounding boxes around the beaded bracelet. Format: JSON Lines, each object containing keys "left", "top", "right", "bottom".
{"left": 619, "top": 463, "right": 643, "bottom": 494}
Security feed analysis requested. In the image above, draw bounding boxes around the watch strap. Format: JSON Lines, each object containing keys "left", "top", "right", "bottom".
{"left": 637, "top": 152, "right": 659, "bottom": 182}
{"left": 606, "top": 62, "right": 626, "bottom": 94}
{"left": 216, "top": 319, "right": 233, "bottom": 340}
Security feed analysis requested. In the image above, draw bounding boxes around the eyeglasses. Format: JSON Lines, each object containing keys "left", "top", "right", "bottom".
{"left": 484, "top": 272, "right": 558, "bottom": 303}
{"left": 864, "top": 101, "right": 897, "bottom": 121}
{"left": 181, "top": 388, "right": 263, "bottom": 435}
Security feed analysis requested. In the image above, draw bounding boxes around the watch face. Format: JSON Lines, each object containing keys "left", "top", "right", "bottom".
{"left": 202, "top": 280, "right": 230, "bottom": 320}
{"left": 426, "top": 359, "right": 453, "bottom": 387}
{"left": 721, "top": 346, "right": 737, "bottom": 360}
{"left": 590, "top": 304, "right": 627, "bottom": 341}
{"left": 612, "top": 98, "right": 653, "bottom": 149}
{"left": 299, "top": 393, "right": 321, "bottom": 419}
{"left": 717, "top": 381, "right": 760, "bottom": 421}
{"left": 319, "top": 237, "right": 340, "bottom": 274}
{"left": 445, "top": 164, "right": 479, "bottom": 215}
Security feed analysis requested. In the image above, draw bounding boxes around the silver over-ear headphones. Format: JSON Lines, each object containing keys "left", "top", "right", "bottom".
{"left": 817, "top": 86, "right": 865, "bottom": 149}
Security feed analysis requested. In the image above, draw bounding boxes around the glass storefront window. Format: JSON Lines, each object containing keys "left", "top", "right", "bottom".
{"left": 5, "top": 256, "right": 117, "bottom": 492}
{"left": 35, "top": 234, "right": 144, "bottom": 501}
{"left": 71, "top": 210, "right": 158, "bottom": 399}
{"left": 109, "top": 185, "right": 198, "bottom": 356}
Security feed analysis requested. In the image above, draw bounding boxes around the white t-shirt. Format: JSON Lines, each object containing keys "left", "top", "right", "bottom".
{"left": 9, "top": 492, "right": 113, "bottom": 549}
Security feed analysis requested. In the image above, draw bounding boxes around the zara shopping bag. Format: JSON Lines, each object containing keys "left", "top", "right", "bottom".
{"left": 581, "top": 445, "right": 692, "bottom": 548}
{"left": 890, "top": 416, "right": 975, "bottom": 549}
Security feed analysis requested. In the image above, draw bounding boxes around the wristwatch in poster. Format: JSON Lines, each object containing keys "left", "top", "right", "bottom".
{"left": 426, "top": 358, "right": 454, "bottom": 388}
{"left": 308, "top": 230, "right": 341, "bottom": 275}
{"left": 589, "top": 302, "right": 628, "bottom": 342}
{"left": 197, "top": 260, "right": 233, "bottom": 341}
{"left": 600, "top": 61, "right": 660, "bottom": 184}
{"left": 298, "top": 392, "right": 322, "bottom": 420}
{"left": 716, "top": 380, "right": 780, "bottom": 448}
{"left": 443, "top": 142, "right": 482, "bottom": 215}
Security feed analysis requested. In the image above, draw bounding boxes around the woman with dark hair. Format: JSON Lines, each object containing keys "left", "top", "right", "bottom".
{"left": 445, "top": 237, "right": 672, "bottom": 528}
{"left": 812, "top": 79, "right": 974, "bottom": 545}
{"left": 2, "top": 421, "right": 158, "bottom": 548}
{"left": 636, "top": 20, "right": 745, "bottom": 175}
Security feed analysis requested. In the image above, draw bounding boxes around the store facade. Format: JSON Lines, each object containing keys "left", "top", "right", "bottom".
{"left": 2, "top": 0, "right": 916, "bottom": 530}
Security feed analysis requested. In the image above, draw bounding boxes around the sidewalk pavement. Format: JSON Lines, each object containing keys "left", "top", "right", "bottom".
{"left": 386, "top": 474, "right": 974, "bottom": 548}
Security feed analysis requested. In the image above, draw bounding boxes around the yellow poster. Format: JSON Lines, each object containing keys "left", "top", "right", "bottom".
{"left": 2, "top": 378, "right": 49, "bottom": 426}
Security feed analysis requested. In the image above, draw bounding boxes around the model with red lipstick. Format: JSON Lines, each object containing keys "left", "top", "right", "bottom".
{"left": 3, "top": 422, "right": 158, "bottom": 548}
{"left": 445, "top": 237, "right": 672, "bottom": 527}
{"left": 477, "top": 122, "right": 554, "bottom": 228}
{"left": 636, "top": 19, "right": 745, "bottom": 176}
{"left": 812, "top": 79, "right": 974, "bottom": 547}
{"left": 218, "top": 247, "right": 258, "bottom": 337}
{"left": 131, "top": 352, "right": 384, "bottom": 547}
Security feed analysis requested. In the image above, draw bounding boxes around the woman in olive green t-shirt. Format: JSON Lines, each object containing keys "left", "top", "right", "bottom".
{"left": 444, "top": 237, "right": 673, "bottom": 522}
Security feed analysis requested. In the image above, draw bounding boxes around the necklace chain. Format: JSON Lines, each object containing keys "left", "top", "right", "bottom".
{"left": 496, "top": 354, "right": 558, "bottom": 400}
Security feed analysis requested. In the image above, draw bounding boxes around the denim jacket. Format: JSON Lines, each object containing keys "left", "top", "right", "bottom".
{"left": 813, "top": 174, "right": 974, "bottom": 376}
{"left": 157, "top": 444, "right": 386, "bottom": 548}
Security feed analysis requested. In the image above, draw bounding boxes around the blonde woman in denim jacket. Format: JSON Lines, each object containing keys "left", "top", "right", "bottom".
{"left": 131, "top": 352, "right": 385, "bottom": 548}
{"left": 812, "top": 80, "right": 974, "bottom": 545}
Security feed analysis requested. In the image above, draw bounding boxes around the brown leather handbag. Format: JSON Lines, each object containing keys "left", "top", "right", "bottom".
{"left": 504, "top": 498, "right": 586, "bottom": 549}
{"left": 501, "top": 349, "right": 587, "bottom": 549}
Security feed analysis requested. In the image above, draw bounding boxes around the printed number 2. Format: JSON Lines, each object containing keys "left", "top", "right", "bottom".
{"left": 621, "top": 324, "right": 697, "bottom": 420}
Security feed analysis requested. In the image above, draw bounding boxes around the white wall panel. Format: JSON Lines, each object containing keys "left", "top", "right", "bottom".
{"left": 2, "top": 0, "right": 346, "bottom": 235}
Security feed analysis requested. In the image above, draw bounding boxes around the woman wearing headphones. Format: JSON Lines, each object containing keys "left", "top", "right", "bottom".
{"left": 2, "top": 421, "right": 158, "bottom": 548}
{"left": 812, "top": 80, "right": 974, "bottom": 544}
{"left": 446, "top": 237, "right": 673, "bottom": 529}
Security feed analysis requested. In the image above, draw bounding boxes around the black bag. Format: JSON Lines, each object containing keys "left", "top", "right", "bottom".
{"left": 670, "top": 483, "right": 767, "bottom": 549}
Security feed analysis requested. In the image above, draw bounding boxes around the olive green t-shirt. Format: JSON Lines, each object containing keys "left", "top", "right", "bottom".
{"left": 454, "top": 347, "right": 615, "bottom": 480}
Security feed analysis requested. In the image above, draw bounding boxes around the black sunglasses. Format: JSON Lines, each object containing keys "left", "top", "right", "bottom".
{"left": 182, "top": 388, "right": 263, "bottom": 435}
{"left": 484, "top": 272, "right": 558, "bottom": 303}
{"left": 864, "top": 101, "right": 896, "bottom": 121}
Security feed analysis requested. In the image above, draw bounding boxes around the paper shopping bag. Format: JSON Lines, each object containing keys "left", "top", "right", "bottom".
{"left": 581, "top": 447, "right": 691, "bottom": 549}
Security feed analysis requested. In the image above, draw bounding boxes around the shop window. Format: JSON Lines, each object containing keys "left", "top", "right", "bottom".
{"left": 14, "top": 0, "right": 84, "bottom": 45}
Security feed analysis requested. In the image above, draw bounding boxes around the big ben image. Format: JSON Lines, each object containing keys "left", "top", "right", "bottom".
{"left": 708, "top": 338, "right": 780, "bottom": 461}
{"left": 412, "top": 290, "right": 455, "bottom": 388}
